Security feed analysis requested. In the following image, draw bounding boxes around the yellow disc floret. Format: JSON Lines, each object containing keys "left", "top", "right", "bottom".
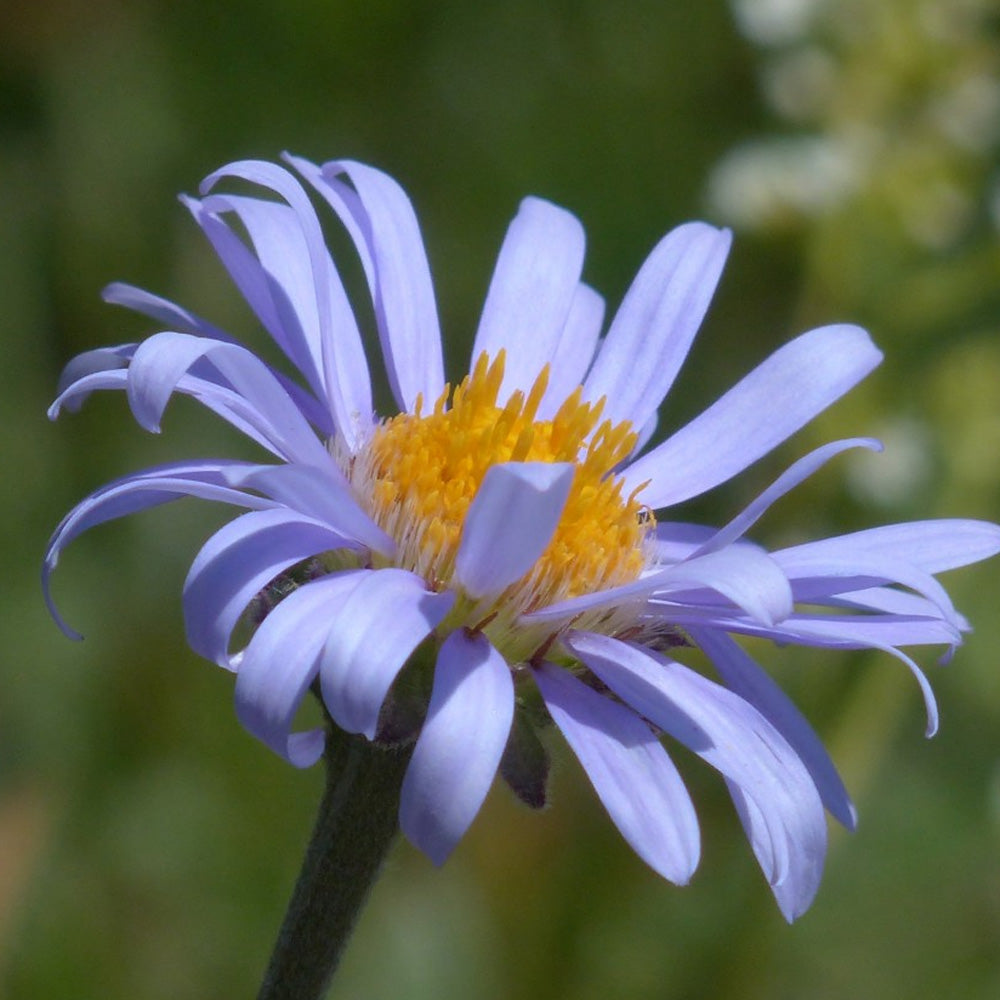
{"left": 346, "top": 351, "right": 653, "bottom": 652}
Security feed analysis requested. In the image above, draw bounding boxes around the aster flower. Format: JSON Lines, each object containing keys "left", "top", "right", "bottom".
{"left": 45, "top": 155, "right": 1000, "bottom": 930}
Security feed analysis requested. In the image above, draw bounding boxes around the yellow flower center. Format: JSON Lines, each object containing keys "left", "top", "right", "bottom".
{"left": 347, "top": 351, "right": 653, "bottom": 657}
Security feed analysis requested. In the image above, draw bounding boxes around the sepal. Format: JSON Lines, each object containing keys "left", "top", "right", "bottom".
{"left": 499, "top": 703, "right": 551, "bottom": 809}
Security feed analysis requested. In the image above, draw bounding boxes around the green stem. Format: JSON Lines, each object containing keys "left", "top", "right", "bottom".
{"left": 256, "top": 726, "right": 411, "bottom": 1000}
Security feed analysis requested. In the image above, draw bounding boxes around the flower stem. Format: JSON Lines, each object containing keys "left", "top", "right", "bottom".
{"left": 256, "top": 726, "right": 411, "bottom": 1000}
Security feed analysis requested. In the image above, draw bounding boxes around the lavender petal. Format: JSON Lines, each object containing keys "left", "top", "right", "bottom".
{"left": 319, "top": 569, "right": 455, "bottom": 740}
{"left": 623, "top": 324, "right": 882, "bottom": 509}
{"left": 472, "top": 197, "right": 585, "bottom": 401}
{"left": 534, "top": 661, "right": 700, "bottom": 885}
{"left": 400, "top": 630, "right": 513, "bottom": 864}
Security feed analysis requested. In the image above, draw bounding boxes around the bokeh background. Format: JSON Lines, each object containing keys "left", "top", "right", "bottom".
{"left": 2, "top": 0, "right": 1000, "bottom": 997}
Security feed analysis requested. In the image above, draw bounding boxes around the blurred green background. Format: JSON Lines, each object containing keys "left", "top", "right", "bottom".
{"left": 2, "top": 0, "right": 1000, "bottom": 997}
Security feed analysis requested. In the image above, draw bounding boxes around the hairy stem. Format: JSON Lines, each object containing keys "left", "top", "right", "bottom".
{"left": 257, "top": 727, "right": 410, "bottom": 1000}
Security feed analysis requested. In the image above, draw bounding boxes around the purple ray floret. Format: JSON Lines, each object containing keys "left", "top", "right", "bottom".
{"left": 45, "top": 154, "right": 1000, "bottom": 921}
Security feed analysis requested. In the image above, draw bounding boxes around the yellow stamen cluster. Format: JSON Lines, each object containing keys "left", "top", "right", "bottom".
{"left": 349, "top": 351, "right": 652, "bottom": 632}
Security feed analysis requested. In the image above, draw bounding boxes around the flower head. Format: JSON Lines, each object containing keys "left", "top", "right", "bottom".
{"left": 45, "top": 154, "right": 1000, "bottom": 921}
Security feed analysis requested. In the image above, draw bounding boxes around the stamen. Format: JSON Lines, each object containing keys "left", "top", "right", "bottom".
{"left": 347, "top": 351, "right": 654, "bottom": 639}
